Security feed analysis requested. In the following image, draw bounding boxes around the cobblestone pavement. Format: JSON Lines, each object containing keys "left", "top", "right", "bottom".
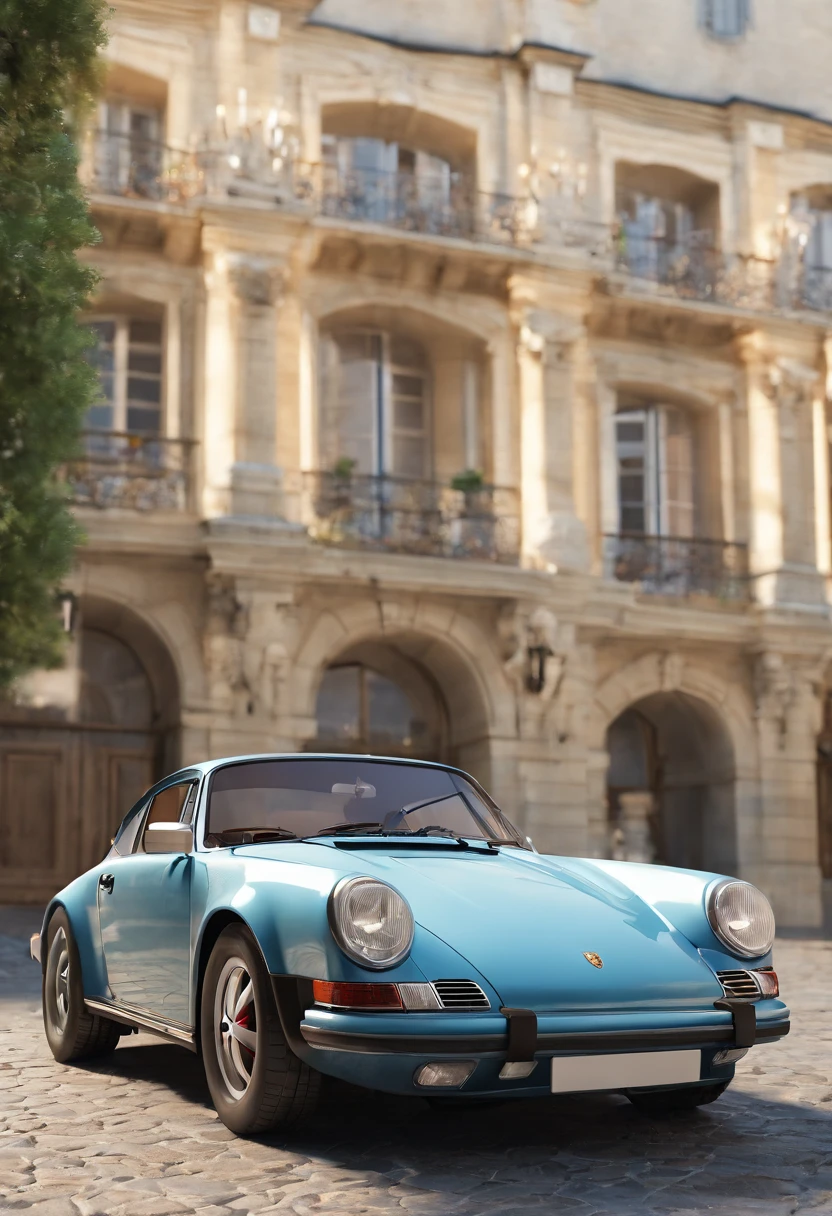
{"left": 1, "top": 908, "right": 830, "bottom": 1216}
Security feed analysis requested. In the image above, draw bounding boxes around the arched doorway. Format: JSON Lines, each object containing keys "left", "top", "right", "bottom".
{"left": 606, "top": 691, "right": 737, "bottom": 873}
{"left": 0, "top": 609, "right": 178, "bottom": 903}
{"left": 312, "top": 640, "right": 447, "bottom": 762}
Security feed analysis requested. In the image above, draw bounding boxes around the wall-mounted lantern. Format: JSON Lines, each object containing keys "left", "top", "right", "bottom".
{"left": 525, "top": 642, "right": 553, "bottom": 694}
{"left": 57, "top": 590, "right": 78, "bottom": 635}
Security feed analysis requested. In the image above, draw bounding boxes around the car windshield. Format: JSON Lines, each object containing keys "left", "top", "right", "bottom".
{"left": 204, "top": 758, "right": 529, "bottom": 849}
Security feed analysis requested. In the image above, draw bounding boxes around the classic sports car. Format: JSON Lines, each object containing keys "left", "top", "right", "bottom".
{"left": 31, "top": 754, "right": 789, "bottom": 1134}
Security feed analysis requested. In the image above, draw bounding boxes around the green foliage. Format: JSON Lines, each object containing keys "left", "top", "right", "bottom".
{"left": 450, "top": 468, "right": 486, "bottom": 494}
{"left": 332, "top": 456, "right": 357, "bottom": 479}
{"left": 0, "top": 0, "right": 108, "bottom": 688}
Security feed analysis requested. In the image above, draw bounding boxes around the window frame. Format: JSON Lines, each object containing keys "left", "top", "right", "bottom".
{"left": 114, "top": 772, "right": 202, "bottom": 857}
{"left": 615, "top": 404, "right": 697, "bottom": 539}
{"left": 86, "top": 314, "right": 165, "bottom": 436}
{"left": 700, "top": 0, "right": 751, "bottom": 41}
{"left": 318, "top": 326, "right": 433, "bottom": 481}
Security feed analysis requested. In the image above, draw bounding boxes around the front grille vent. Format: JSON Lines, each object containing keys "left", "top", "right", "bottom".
{"left": 433, "top": 980, "right": 490, "bottom": 1010}
{"left": 717, "top": 969, "right": 761, "bottom": 1000}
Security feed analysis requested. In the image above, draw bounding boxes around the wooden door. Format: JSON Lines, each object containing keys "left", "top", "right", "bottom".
{"left": 0, "top": 626, "right": 167, "bottom": 905}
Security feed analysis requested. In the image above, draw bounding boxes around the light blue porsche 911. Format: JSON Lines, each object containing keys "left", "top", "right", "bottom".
{"left": 31, "top": 754, "right": 788, "bottom": 1134}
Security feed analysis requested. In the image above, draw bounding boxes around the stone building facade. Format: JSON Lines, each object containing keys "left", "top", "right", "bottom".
{"left": 3, "top": 0, "right": 832, "bottom": 926}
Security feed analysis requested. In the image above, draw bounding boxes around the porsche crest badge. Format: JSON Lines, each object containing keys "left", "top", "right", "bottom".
{"left": 583, "top": 952, "right": 604, "bottom": 969}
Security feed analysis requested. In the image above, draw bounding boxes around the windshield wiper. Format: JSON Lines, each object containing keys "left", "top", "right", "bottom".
{"left": 383, "top": 793, "right": 460, "bottom": 829}
{"left": 311, "top": 821, "right": 386, "bottom": 837}
{"left": 211, "top": 827, "right": 300, "bottom": 846}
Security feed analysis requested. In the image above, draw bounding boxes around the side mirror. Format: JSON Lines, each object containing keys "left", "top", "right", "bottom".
{"left": 145, "top": 822, "right": 193, "bottom": 855}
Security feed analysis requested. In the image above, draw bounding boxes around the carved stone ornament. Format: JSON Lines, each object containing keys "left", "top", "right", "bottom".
{"left": 227, "top": 254, "right": 286, "bottom": 306}
{"left": 753, "top": 651, "right": 795, "bottom": 747}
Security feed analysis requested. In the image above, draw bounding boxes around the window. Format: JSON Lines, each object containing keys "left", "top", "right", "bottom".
{"left": 97, "top": 99, "right": 164, "bottom": 198}
{"left": 86, "top": 317, "right": 163, "bottom": 435}
{"left": 318, "top": 330, "right": 430, "bottom": 479}
{"left": 138, "top": 782, "right": 195, "bottom": 852}
{"left": 616, "top": 194, "right": 696, "bottom": 278}
{"left": 316, "top": 664, "right": 430, "bottom": 754}
{"left": 615, "top": 406, "right": 695, "bottom": 537}
{"left": 204, "top": 758, "right": 528, "bottom": 849}
{"left": 701, "top": 0, "right": 751, "bottom": 39}
{"left": 321, "top": 136, "right": 454, "bottom": 213}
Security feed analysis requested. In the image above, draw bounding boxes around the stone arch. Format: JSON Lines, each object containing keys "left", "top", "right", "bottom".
{"left": 320, "top": 99, "right": 479, "bottom": 173}
{"left": 592, "top": 652, "right": 757, "bottom": 769}
{"left": 594, "top": 652, "right": 759, "bottom": 875}
{"left": 78, "top": 568, "right": 206, "bottom": 709}
{"left": 80, "top": 595, "right": 182, "bottom": 734}
{"left": 292, "top": 599, "right": 516, "bottom": 788}
{"left": 308, "top": 284, "right": 507, "bottom": 344}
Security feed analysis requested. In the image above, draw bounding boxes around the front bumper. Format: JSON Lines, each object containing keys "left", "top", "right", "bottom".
{"left": 296, "top": 1002, "right": 790, "bottom": 1097}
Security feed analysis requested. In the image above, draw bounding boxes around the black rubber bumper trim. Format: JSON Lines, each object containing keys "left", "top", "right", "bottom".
{"left": 300, "top": 1019, "right": 790, "bottom": 1056}
{"left": 714, "top": 998, "right": 757, "bottom": 1049}
{"left": 501, "top": 1007, "right": 538, "bottom": 1062}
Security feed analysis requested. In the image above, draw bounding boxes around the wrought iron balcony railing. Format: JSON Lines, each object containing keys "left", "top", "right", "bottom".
{"left": 81, "top": 131, "right": 832, "bottom": 314}
{"left": 65, "top": 432, "right": 194, "bottom": 512}
{"left": 613, "top": 228, "right": 832, "bottom": 314}
{"left": 82, "top": 131, "right": 206, "bottom": 204}
{"left": 604, "top": 533, "right": 750, "bottom": 601}
{"left": 303, "top": 472, "right": 520, "bottom": 563}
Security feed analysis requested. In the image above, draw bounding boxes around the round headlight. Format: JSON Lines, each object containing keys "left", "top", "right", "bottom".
{"left": 707, "top": 880, "right": 775, "bottom": 958}
{"left": 328, "top": 876, "right": 414, "bottom": 970}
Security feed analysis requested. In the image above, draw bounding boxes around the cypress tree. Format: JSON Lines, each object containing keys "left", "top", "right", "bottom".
{"left": 0, "top": 0, "right": 107, "bottom": 689}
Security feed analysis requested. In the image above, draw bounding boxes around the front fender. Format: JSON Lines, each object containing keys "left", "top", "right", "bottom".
{"left": 587, "top": 860, "right": 774, "bottom": 967}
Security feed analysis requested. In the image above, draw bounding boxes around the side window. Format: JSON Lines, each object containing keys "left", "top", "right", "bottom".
{"left": 110, "top": 796, "right": 151, "bottom": 857}
{"left": 138, "top": 782, "right": 195, "bottom": 853}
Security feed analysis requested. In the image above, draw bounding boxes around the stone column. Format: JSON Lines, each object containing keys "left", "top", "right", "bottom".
{"left": 749, "top": 651, "right": 823, "bottom": 927}
{"left": 742, "top": 335, "right": 826, "bottom": 608}
{"left": 513, "top": 294, "right": 589, "bottom": 570}
{"left": 227, "top": 253, "right": 286, "bottom": 519}
{"left": 617, "top": 791, "right": 655, "bottom": 864}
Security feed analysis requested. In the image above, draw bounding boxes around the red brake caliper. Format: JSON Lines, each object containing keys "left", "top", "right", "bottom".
{"left": 235, "top": 1006, "right": 254, "bottom": 1057}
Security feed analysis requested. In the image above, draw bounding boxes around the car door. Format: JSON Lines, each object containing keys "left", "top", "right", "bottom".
{"left": 97, "top": 778, "right": 198, "bottom": 1026}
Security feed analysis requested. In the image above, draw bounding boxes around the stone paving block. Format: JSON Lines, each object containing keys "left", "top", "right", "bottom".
{"left": 1, "top": 936, "right": 831, "bottom": 1216}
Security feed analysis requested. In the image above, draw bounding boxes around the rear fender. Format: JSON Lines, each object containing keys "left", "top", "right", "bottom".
{"left": 42, "top": 871, "right": 111, "bottom": 997}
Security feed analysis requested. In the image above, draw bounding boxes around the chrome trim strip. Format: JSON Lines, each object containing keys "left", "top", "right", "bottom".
{"left": 84, "top": 998, "right": 196, "bottom": 1048}
{"left": 29, "top": 933, "right": 41, "bottom": 964}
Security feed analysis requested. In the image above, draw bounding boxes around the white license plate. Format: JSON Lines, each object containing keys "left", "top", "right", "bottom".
{"left": 550, "top": 1049, "right": 701, "bottom": 1094}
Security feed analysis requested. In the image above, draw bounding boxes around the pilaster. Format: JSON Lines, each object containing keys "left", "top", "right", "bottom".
{"left": 740, "top": 332, "right": 827, "bottom": 610}
{"left": 511, "top": 279, "right": 590, "bottom": 571}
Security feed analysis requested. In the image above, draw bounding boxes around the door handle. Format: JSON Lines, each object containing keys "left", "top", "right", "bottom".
{"left": 99, "top": 873, "right": 115, "bottom": 894}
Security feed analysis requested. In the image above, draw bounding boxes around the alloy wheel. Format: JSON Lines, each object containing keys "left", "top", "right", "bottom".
{"left": 214, "top": 956, "right": 258, "bottom": 1100}
{"left": 48, "top": 927, "right": 70, "bottom": 1036}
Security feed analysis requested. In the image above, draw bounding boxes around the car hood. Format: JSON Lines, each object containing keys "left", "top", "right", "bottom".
{"left": 348, "top": 845, "right": 724, "bottom": 1012}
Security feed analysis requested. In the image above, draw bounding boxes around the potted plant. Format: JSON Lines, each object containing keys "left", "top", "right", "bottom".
{"left": 449, "top": 469, "right": 496, "bottom": 558}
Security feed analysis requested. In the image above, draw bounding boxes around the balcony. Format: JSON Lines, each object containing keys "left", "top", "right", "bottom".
{"left": 605, "top": 534, "right": 750, "bottom": 601}
{"left": 81, "top": 130, "right": 566, "bottom": 251}
{"left": 81, "top": 131, "right": 206, "bottom": 204}
{"left": 613, "top": 228, "right": 832, "bottom": 314}
{"left": 65, "top": 432, "right": 193, "bottom": 512}
{"left": 303, "top": 472, "right": 520, "bottom": 563}
{"left": 81, "top": 130, "right": 832, "bottom": 316}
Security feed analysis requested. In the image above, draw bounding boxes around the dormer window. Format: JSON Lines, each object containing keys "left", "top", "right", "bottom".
{"left": 700, "top": 0, "right": 751, "bottom": 40}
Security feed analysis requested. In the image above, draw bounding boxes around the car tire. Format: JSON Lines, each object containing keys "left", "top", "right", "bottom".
{"left": 200, "top": 924, "right": 321, "bottom": 1135}
{"left": 626, "top": 1081, "right": 730, "bottom": 1114}
{"left": 42, "top": 908, "right": 121, "bottom": 1063}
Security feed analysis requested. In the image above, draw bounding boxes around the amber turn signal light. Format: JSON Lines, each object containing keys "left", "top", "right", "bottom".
{"left": 754, "top": 969, "right": 779, "bottom": 998}
{"left": 312, "top": 980, "right": 404, "bottom": 1009}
